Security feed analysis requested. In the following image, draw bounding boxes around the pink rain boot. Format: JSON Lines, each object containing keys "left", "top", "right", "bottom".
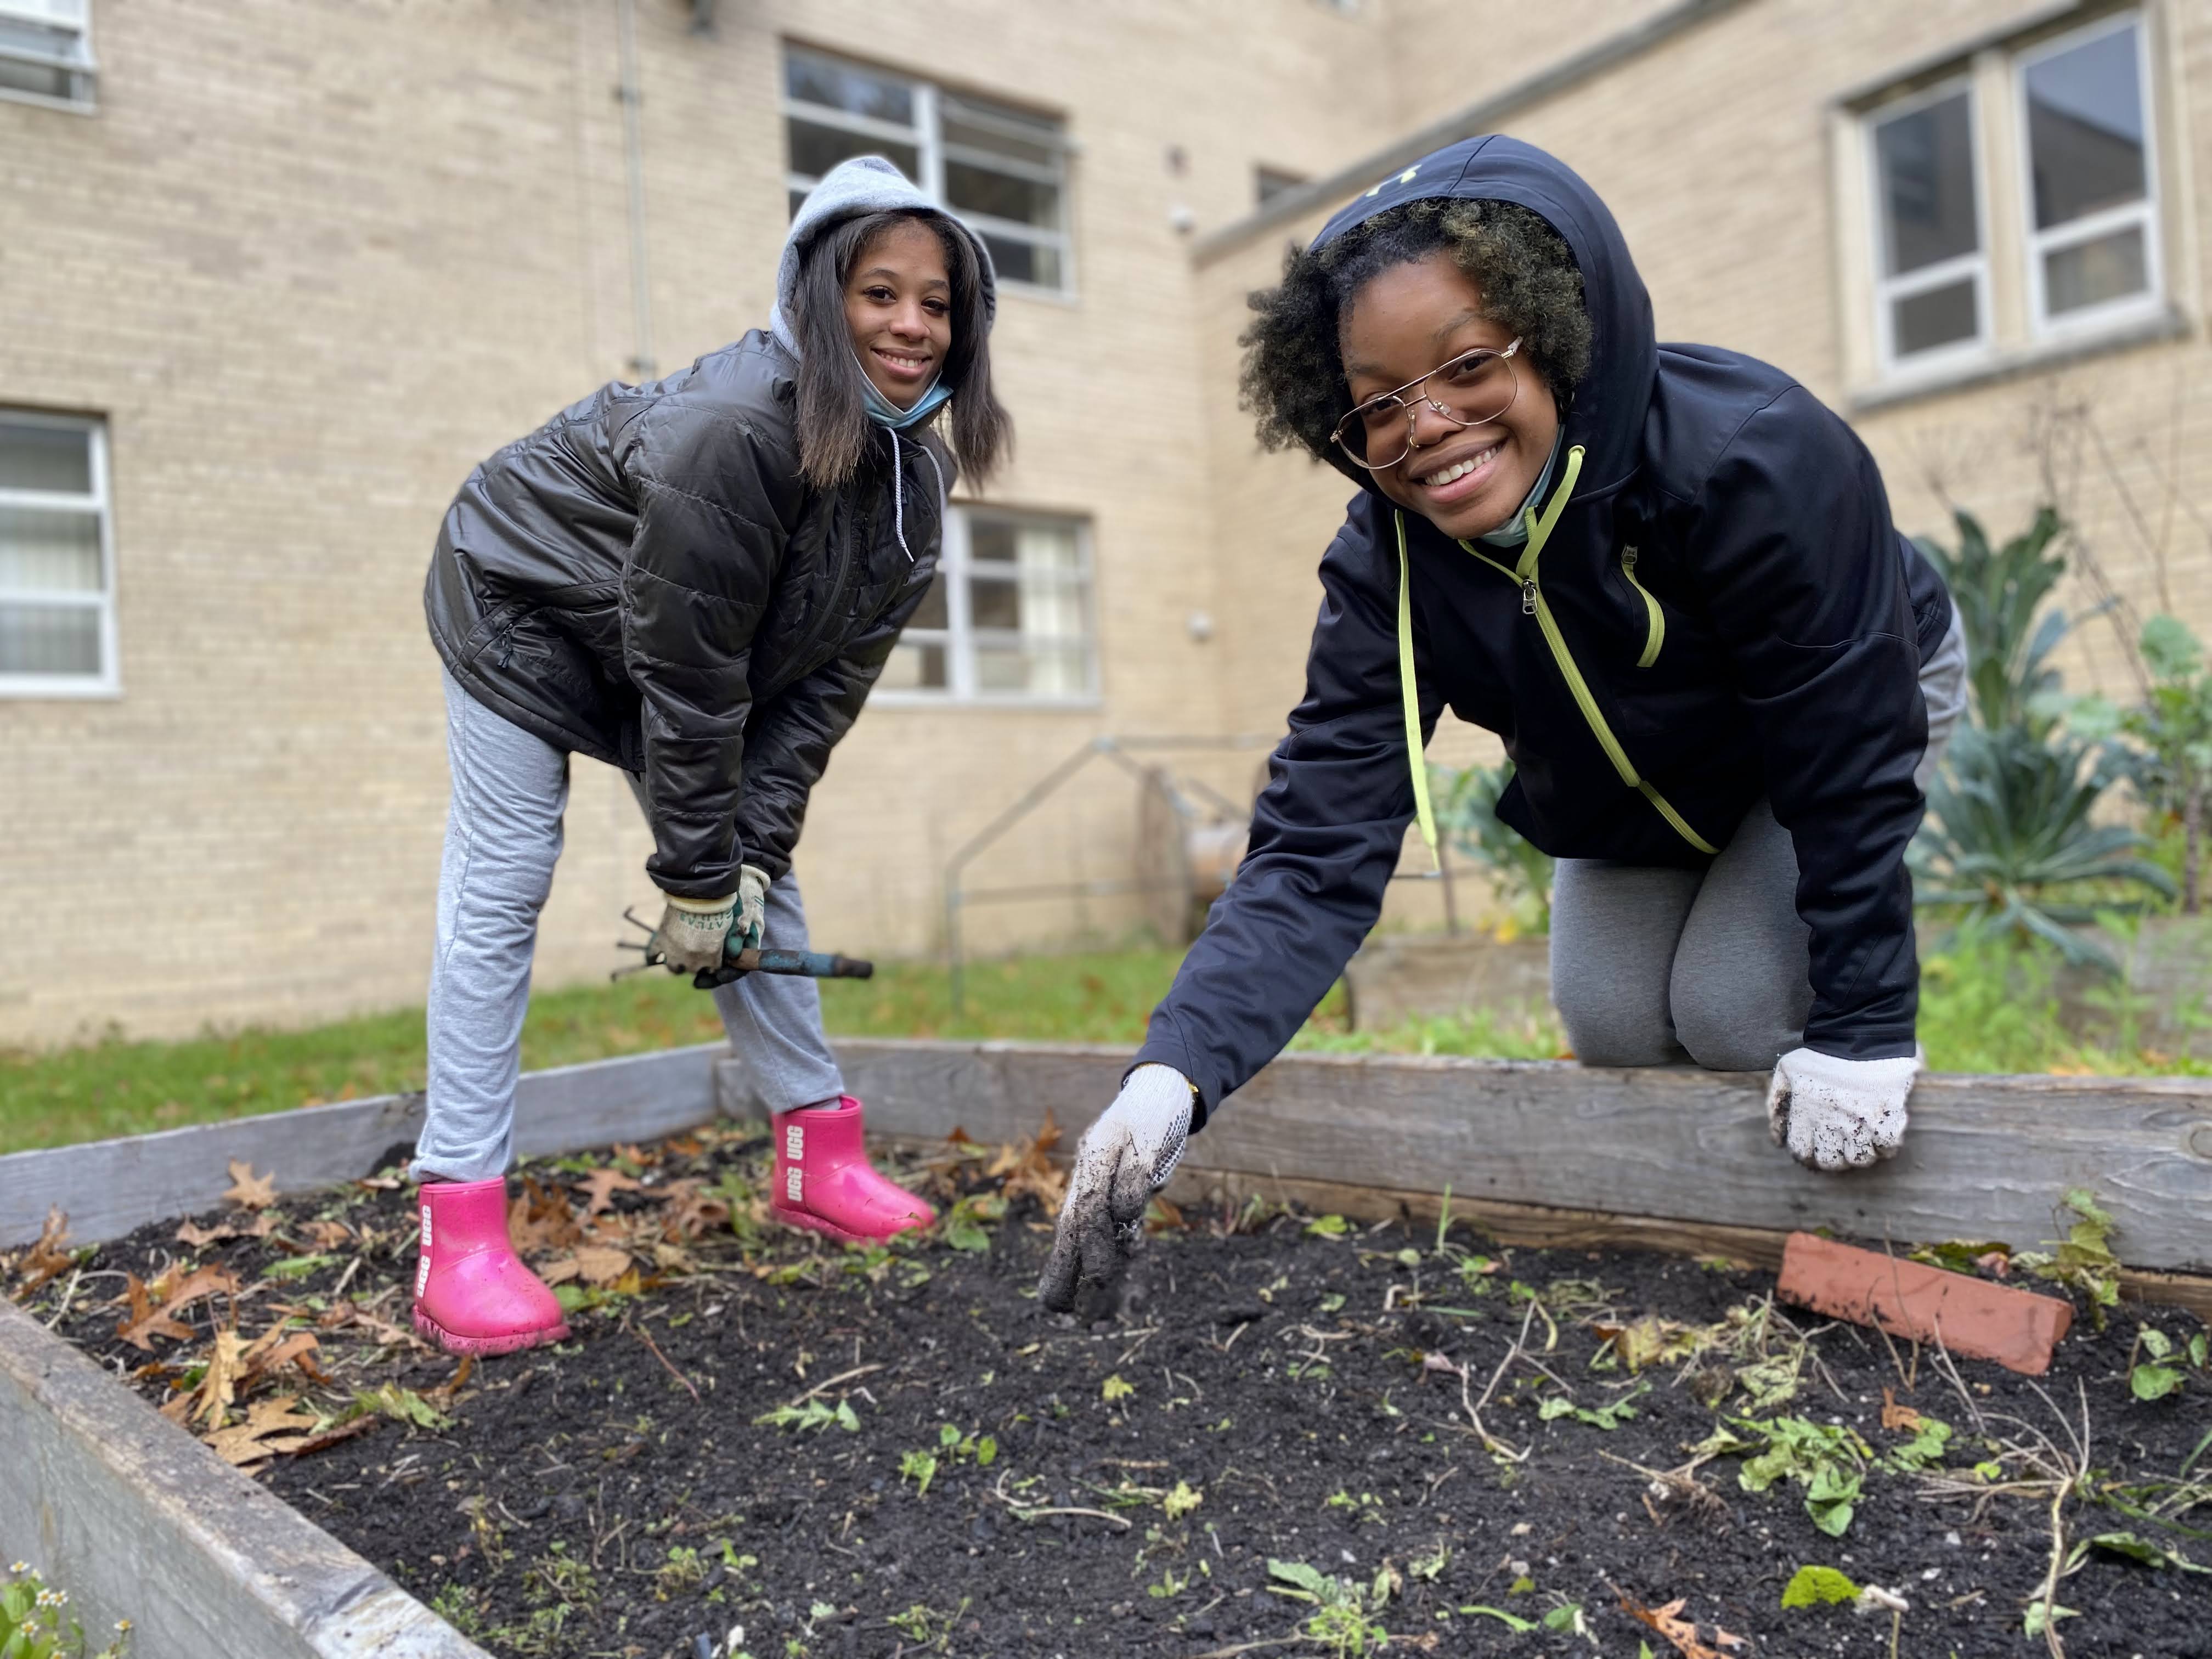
{"left": 411, "top": 1177, "right": 572, "bottom": 1356}
{"left": 770, "top": 1096, "right": 937, "bottom": 1244}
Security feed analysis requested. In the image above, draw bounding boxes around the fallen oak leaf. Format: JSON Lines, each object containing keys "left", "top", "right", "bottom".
{"left": 575, "top": 1168, "right": 644, "bottom": 1217}
{"left": 195, "top": 1327, "right": 248, "bottom": 1427}
{"left": 1618, "top": 1593, "right": 1745, "bottom": 1659}
{"left": 14, "top": 1206, "right": 78, "bottom": 1295}
{"left": 509, "top": 1176, "right": 584, "bottom": 1256}
{"left": 239, "top": 1329, "right": 326, "bottom": 1389}
{"left": 222, "top": 1159, "right": 279, "bottom": 1210}
{"left": 176, "top": 1213, "right": 277, "bottom": 1249}
{"left": 575, "top": 1244, "right": 633, "bottom": 1285}
{"left": 116, "top": 1265, "right": 240, "bottom": 1351}
{"left": 205, "top": 1395, "right": 321, "bottom": 1468}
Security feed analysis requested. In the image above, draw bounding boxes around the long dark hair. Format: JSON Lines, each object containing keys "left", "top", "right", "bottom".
{"left": 791, "top": 208, "right": 1012, "bottom": 491}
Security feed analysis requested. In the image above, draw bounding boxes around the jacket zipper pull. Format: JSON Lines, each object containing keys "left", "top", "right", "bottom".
{"left": 1520, "top": 578, "right": 1538, "bottom": 617}
{"left": 1622, "top": 546, "right": 1638, "bottom": 572}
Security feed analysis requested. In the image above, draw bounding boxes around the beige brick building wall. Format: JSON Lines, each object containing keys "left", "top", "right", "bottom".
{"left": 3, "top": 0, "right": 2205, "bottom": 1043}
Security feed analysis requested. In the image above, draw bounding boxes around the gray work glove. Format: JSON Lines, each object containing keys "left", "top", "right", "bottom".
{"left": 735, "top": 864, "right": 771, "bottom": 953}
{"left": 1037, "top": 1065, "right": 1194, "bottom": 1321}
{"left": 1767, "top": 1046, "right": 1921, "bottom": 1171}
{"left": 651, "top": 891, "right": 736, "bottom": 974}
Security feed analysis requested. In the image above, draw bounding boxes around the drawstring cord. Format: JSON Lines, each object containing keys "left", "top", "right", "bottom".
{"left": 887, "top": 428, "right": 948, "bottom": 563}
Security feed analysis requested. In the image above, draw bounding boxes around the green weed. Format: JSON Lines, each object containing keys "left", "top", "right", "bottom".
{"left": 1, "top": 1562, "right": 131, "bottom": 1659}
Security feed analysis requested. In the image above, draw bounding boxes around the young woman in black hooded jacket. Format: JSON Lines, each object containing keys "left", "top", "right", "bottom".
{"left": 413, "top": 157, "right": 1009, "bottom": 1356}
{"left": 1042, "top": 136, "right": 1966, "bottom": 1318}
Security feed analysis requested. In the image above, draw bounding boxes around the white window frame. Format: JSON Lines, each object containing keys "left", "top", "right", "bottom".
{"left": 0, "top": 0, "right": 97, "bottom": 114}
{"left": 874, "top": 505, "right": 1098, "bottom": 708}
{"left": 782, "top": 45, "right": 1075, "bottom": 299}
{"left": 2015, "top": 10, "right": 2163, "bottom": 340}
{"left": 0, "top": 410, "right": 119, "bottom": 698}
{"left": 1864, "top": 75, "right": 1992, "bottom": 376}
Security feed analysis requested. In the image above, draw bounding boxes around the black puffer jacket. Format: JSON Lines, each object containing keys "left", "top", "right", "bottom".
{"left": 1136, "top": 136, "right": 1953, "bottom": 1125}
{"left": 425, "top": 331, "right": 946, "bottom": 898}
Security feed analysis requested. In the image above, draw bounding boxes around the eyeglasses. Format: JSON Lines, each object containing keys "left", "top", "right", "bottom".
{"left": 1330, "top": 339, "right": 1523, "bottom": 471}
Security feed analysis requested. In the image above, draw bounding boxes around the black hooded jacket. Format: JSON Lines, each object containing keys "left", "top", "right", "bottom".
{"left": 1136, "top": 137, "right": 1953, "bottom": 1126}
{"left": 423, "top": 332, "right": 946, "bottom": 899}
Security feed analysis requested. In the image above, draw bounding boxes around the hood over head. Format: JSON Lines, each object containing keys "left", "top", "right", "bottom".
{"left": 1308, "top": 136, "right": 1654, "bottom": 500}
{"left": 768, "top": 156, "right": 998, "bottom": 364}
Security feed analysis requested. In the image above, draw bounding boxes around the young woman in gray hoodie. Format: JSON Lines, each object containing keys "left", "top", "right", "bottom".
{"left": 411, "top": 158, "right": 1009, "bottom": 1356}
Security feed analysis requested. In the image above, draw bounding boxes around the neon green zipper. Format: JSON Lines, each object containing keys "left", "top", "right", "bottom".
{"left": 1393, "top": 443, "right": 1717, "bottom": 857}
{"left": 1620, "top": 546, "right": 1663, "bottom": 668}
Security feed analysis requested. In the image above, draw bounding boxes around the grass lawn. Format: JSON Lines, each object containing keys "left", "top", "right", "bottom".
{"left": 5, "top": 928, "right": 2200, "bottom": 1156}
{"left": 0, "top": 948, "right": 1191, "bottom": 1156}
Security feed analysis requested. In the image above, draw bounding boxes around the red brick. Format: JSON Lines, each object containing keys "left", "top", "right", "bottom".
{"left": 1776, "top": 1232, "right": 2075, "bottom": 1377}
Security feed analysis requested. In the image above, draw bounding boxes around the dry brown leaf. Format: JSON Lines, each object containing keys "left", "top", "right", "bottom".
{"left": 317, "top": 1300, "right": 426, "bottom": 1348}
{"left": 205, "top": 1395, "right": 321, "bottom": 1466}
{"left": 509, "top": 1177, "right": 585, "bottom": 1257}
{"left": 222, "top": 1160, "right": 279, "bottom": 1211}
{"left": 15, "top": 1207, "right": 78, "bottom": 1295}
{"left": 990, "top": 1113, "right": 1069, "bottom": 1217}
{"left": 194, "top": 1327, "right": 247, "bottom": 1426}
{"left": 575, "top": 1168, "right": 644, "bottom": 1217}
{"left": 300, "top": 1220, "right": 353, "bottom": 1250}
{"left": 610, "top": 1141, "right": 659, "bottom": 1169}
{"left": 116, "top": 1265, "right": 239, "bottom": 1351}
{"left": 575, "top": 1244, "right": 632, "bottom": 1285}
{"left": 1880, "top": 1386, "right": 1922, "bottom": 1433}
{"left": 1618, "top": 1595, "right": 1745, "bottom": 1659}
{"left": 654, "top": 1179, "right": 731, "bottom": 1242}
{"left": 239, "top": 1328, "right": 325, "bottom": 1389}
{"left": 175, "top": 1213, "right": 278, "bottom": 1249}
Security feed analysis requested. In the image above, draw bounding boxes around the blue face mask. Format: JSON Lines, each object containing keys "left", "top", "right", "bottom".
{"left": 856, "top": 356, "right": 954, "bottom": 430}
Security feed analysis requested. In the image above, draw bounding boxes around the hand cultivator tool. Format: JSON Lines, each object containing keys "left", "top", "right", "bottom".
{"left": 613, "top": 907, "right": 874, "bottom": 990}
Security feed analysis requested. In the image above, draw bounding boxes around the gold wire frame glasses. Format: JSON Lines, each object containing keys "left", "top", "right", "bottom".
{"left": 1330, "top": 339, "right": 1523, "bottom": 471}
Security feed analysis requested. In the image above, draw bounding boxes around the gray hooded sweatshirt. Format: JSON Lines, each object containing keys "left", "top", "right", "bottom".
{"left": 425, "top": 156, "right": 986, "bottom": 897}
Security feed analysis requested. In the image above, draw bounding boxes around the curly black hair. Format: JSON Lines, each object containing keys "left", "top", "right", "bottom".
{"left": 1240, "top": 198, "right": 1592, "bottom": 461}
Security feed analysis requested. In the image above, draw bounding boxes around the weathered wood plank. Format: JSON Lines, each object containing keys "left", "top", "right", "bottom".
{"left": 0, "top": 1298, "right": 487, "bottom": 1658}
{"left": 798, "top": 1042, "right": 2212, "bottom": 1276}
{"left": 0, "top": 1044, "right": 723, "bottom": 1248}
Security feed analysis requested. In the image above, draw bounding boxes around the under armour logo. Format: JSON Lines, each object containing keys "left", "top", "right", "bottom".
{"left": 1364, "top": 164, "right": 1420, "bottom": 198}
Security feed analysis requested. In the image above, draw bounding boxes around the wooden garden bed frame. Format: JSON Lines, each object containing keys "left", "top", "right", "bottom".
{"left": 2, "top": 1041, "right": 2207, "bottom": 1656}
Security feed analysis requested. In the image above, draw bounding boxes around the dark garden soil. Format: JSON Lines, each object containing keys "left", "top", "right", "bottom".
{"left": 10, "top": 1121, "right": 2212, "bottom": 1659}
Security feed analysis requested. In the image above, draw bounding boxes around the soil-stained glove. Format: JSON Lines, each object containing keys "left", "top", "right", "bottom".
{"left": 651, "top": 892, "right": 736, "bottom": 974}
{"left": 1037, "top": 1065, "right": 1194, "bottom": 1320}
{"left": 736, "top": 864, "right": 771, "bottom": 953}
{"left": 1767, "top": 1047, "right": 1921, "bottom": 1172}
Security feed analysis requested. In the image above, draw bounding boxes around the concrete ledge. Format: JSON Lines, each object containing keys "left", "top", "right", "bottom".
{"left": 0, "top": 1297, "right": 486, "bottom": 1659}
{"left": 1, "top": 1043, "right": 725, "bottom": 1248}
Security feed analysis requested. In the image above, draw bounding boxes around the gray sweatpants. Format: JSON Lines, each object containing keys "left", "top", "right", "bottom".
{"left": 414, "top": 671, "right": 844, "bottom": 1183}
{"left": 1549, "top": 611, "right": 1968, "bottom": 1071}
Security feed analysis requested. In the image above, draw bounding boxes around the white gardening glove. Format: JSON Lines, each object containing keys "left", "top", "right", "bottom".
{"left": 1037, "top": 1065, "right": 1194, "bottom": 1319}
{"left": 651, "top": 892, "right": 736, "bottom": 973}
{"left": 1767, "top": 1046, "right": 1922, "bottom": 1172}
{"left": 735, "top": 864, "right": 771, "bottom": 953}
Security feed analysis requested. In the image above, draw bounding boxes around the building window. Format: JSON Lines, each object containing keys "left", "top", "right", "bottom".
{"left": 0, "top": 411, "right": 116, "bottom": 696}
{"left": 1255, "top": 166, "right": 1307, "bottom": 207}
{"left": 1867, "top": 81, "right": 1987, "bottom": 367}
{"left": 2018, "top": 13, "right": 2158, "bottom": 332}
{"left": 783, "top": 45, "right": 1072, "bottom": 294}
{"left": 878, "top": 507, "right": 1095, "bottom": 703}
{"left": 1855, "top": 9, "right": 2162, "bottom": 383}
{"left": 0, "top": 0, "right": 96, "bottom": 111}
